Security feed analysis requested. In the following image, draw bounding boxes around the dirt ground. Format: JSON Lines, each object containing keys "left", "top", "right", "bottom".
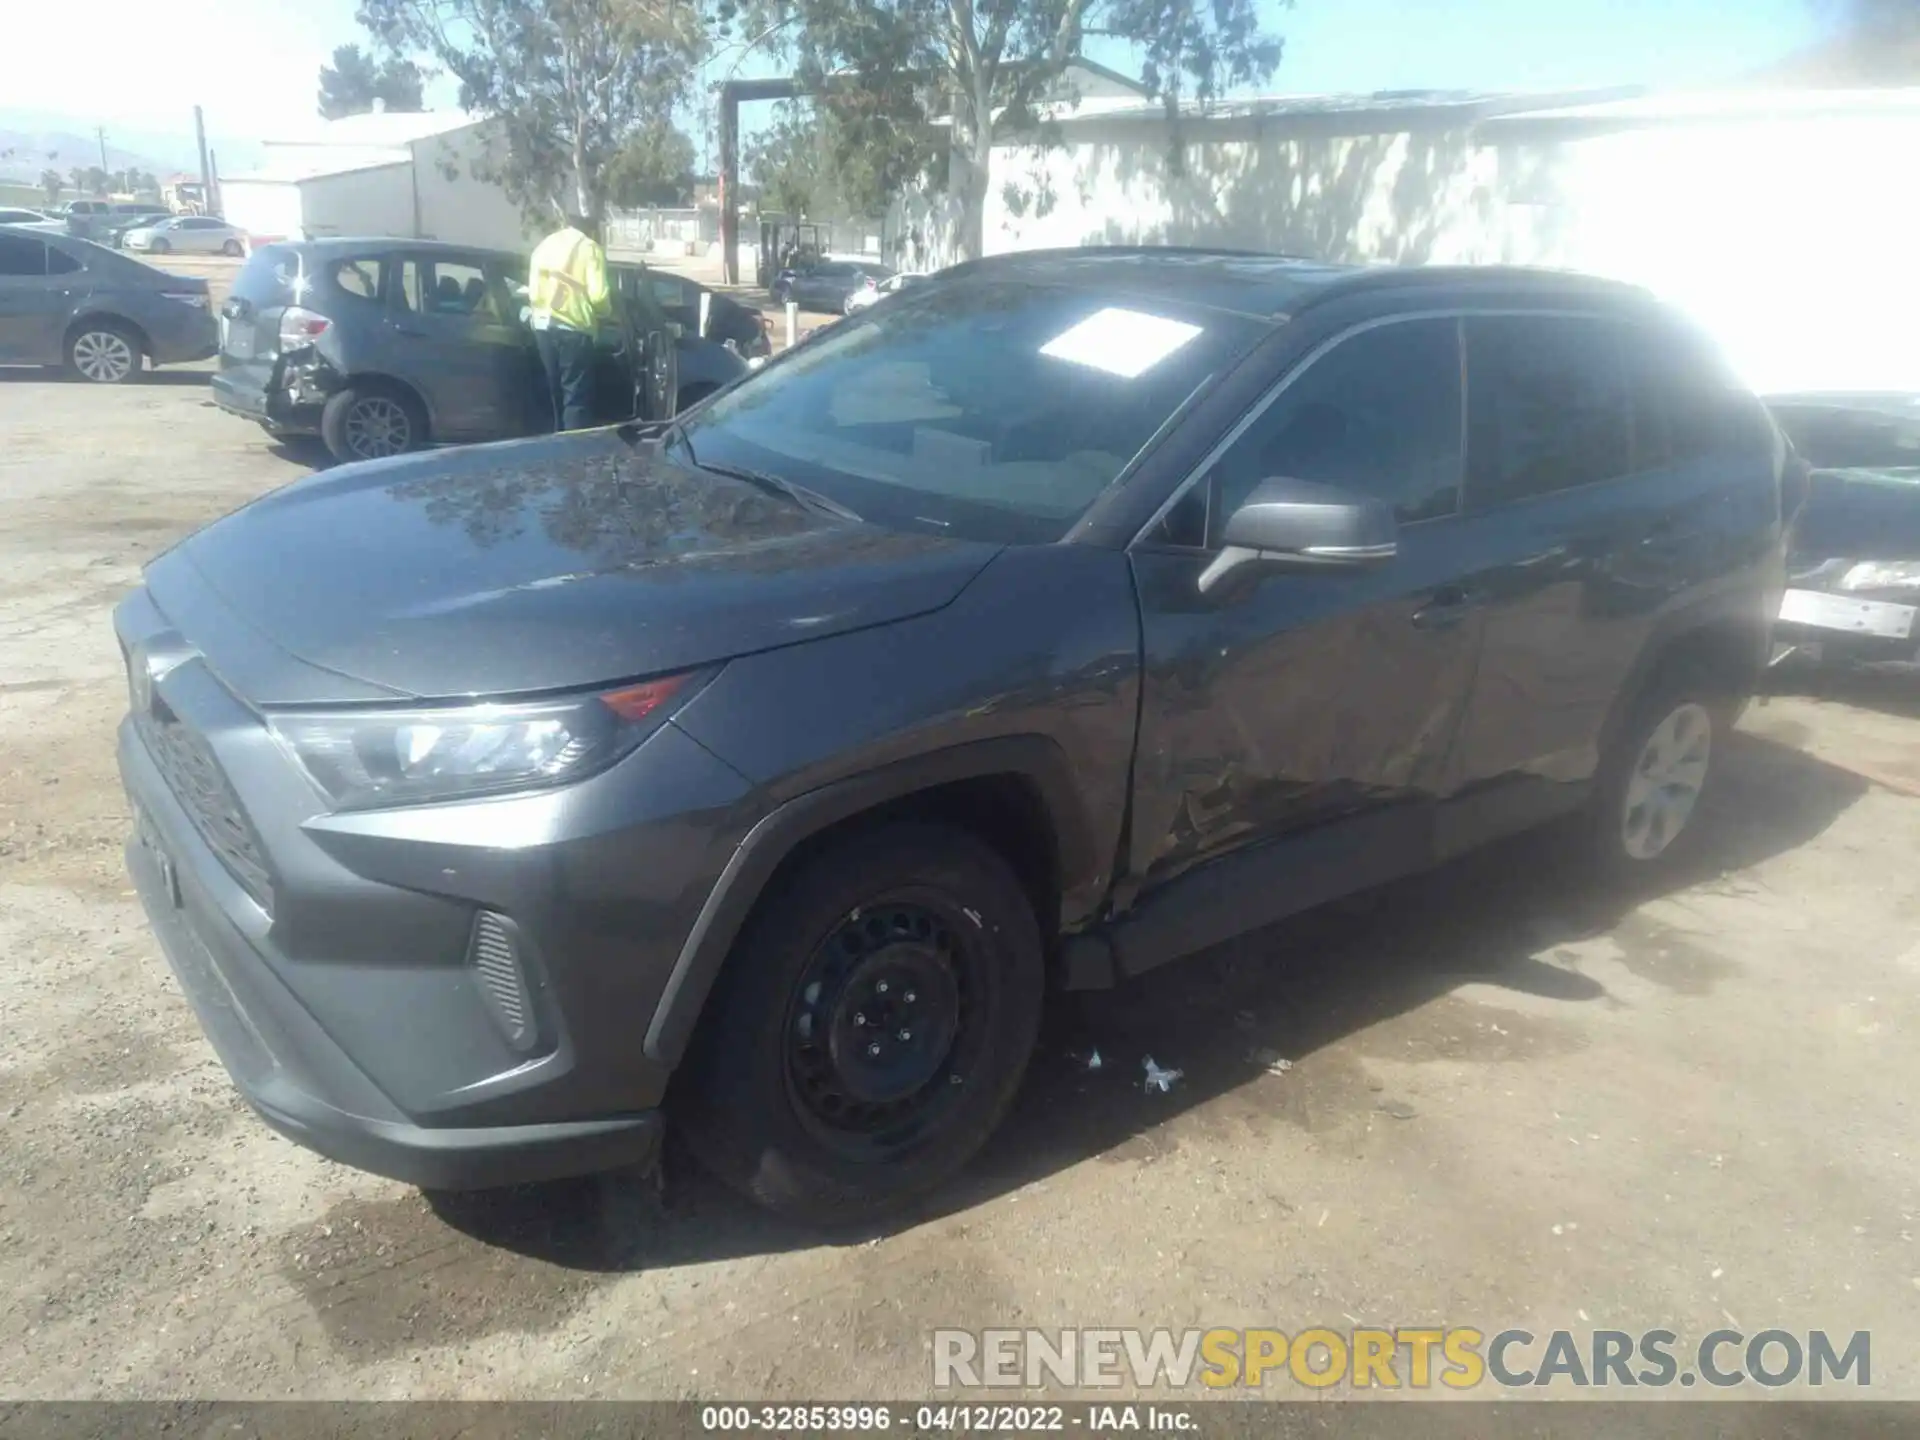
{"left": 3, "top": 364, "right": 1920, "bottom": 1403}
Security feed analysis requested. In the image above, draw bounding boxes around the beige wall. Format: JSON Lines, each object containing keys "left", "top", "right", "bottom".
{"left": 296, "top": 164, "right": 416, "bottom": 241}
{"left": 410, "top": 124, "right": 532, "bottom": 253}
{"left": 982, "top": 102, "right": 1920, "bottom": 396}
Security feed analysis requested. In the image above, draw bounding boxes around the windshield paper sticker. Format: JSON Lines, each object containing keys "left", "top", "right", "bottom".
{"left": 1040, "top": 307, "right": 1204, "bottom": 379}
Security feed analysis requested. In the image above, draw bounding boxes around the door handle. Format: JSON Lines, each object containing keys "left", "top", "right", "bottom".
{"left": 1411, "top": 584, "right": 1474, "bottom": 630}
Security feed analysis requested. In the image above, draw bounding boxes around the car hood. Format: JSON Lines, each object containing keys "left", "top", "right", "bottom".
{"left": 1771, "top": 392, "right": 1920, "bottom": 569}
{"left": 149, "top": 427, "right": 1002, "bottom": 704}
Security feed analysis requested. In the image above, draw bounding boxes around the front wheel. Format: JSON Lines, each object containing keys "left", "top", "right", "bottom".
{"left": 148, "top": 237, "right": 170, "bottom": 254}
{"left": 320, "top": 385, "right": 427, "bottom": 463}
{"left": 222, "top": 238, "right": 243, "bottom": 257}
{"left": 66, "top": 322, "right": 142, "bottom": 384}
{"left": 1589, "top": 677, "right": 1727, "bottom": 875}
{"left": 675, "top": 823, "right": 1045, "bottom": 1224}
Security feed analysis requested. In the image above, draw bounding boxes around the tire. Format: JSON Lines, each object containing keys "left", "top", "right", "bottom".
{"left": 1588, "top": 674, "right": 1729, "bottom": 877}
{"left": 675, "top": 822, "right": 1045, "bottom": 1224}
{"left": 222, "top": 238, "right": 243, "bottom": 257}
{"left": 66, "top": 321, "right": 143, "bottom": 384}
{"left": 148, "top": 238, "right": 170, "bottom": 254}
{"left": 320, "top": 384, "right": 427, "bottom": 463}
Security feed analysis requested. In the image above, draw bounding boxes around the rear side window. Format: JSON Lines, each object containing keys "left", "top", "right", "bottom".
{"left": 329, "top": 257, "right": 386, "bottom": 303}
{"left": 45, "top": 245, "right": 81, "bottom": 276}
{"left": 1465, "top": 314, "right": 1631, "bottom": 508}
{"left": 231, "top": 245, "right": 301, "bottom": 308}
{"left": 1623, "top": 324, "right": 1767, "bottom": 469}
{"left": 0, "top": 234, "right": 49, "bottom": 276}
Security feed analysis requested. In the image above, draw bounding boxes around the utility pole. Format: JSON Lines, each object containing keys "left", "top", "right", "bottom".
{"left": 97, "top": 127, "right": 108, "bottom": 169}
{"left": 194, "top": 106, "right": 214, "bottom": 213}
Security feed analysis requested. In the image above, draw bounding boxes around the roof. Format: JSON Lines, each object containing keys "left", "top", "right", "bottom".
{"left": 949, "top": 247, "right": 1658, "bottom": 318}
{"left": 1032, "top": 85, "right": 1645, "bottom": 131}
{"left": 261, "top": 110, "right": 485, "bottom": 148}
{"left": 1476, "top": 85, "right": 1920, "bottom": 133}
{"left": 255, "top": 235, "right": 522, "bottom": 260}
{"left": 221, "top": 154, "right": 412, "bottom": 185}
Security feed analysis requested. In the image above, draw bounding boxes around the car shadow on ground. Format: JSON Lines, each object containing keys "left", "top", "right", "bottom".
{"left": 424, "top": 730, "right": 1867, "bottom": 1271}
{"left": 0, "top": 367, "right": 209, "bottom": 387}
{"left": 1761, "top": 657, "right": 1920, "bottom": 722}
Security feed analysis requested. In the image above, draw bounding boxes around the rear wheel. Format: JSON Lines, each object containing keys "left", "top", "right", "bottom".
{"left": 221, "top": 238, "right": 243, "bottom": 257}
{"left": 148, "top": 237, "right": 170, "bottom": 254}
{"left": 675, "top": 823, "right": 1045, "bottom": 1224}
{"left": 320, "top": 384, "right": 427, "bottom": 463}
{"left": 66, "top": 322, "right": 142, "bottom": 384}
{"left": 1590, "top": 675, "right": 1727, "bottom": 876}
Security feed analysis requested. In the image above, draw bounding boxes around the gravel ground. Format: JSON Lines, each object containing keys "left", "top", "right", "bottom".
{"left": 2, "top": 365, "right": 1918, "bottom": 1402}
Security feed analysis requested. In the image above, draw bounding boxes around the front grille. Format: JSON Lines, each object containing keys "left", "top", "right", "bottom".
{"left": 135, "top": 703, "right": 274, "bottom": 911}
{"left": 469, "top": 911, "right": 535, "bottom": 1051}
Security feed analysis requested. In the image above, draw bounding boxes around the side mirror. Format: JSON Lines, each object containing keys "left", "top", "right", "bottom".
{"left": 1199, "top": 477, "right": 1397, "bottom": 594}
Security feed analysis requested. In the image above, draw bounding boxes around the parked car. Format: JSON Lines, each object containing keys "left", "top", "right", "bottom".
{"left": 63, "top": 199, "right": 173, "bottom": 242}
{"left": 772, "top": 257, "right": 896, "bottom": 314}
{"left": 614, "top": 263, "right": 772, "bottom": 360}
{"left": 0, "top": 223, "right": 216, "bottom": 383}
{"left": 1767, "top": 392, "right": 1920, "bottom": 665}
{"left": 116, "top": 249, "right": 1787, "bottom": 1222}
{"left": 846, "top": 270, "right": 926, "bottom": 312}
{"left": 102, "top": 211, "right": 176, "bottom": 249}
{"left": 210, "top": 239, "right": 744, "bottom": 462}
{"left": 0, "top": 206, "right": 56, "bottom": 225}
{"left": 122, "top": 215, "right": 247, "bottom": 256}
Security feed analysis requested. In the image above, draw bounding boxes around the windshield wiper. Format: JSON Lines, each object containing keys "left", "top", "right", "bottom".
{"left": 665, "top": 424, "right": 862, "bottom": 523}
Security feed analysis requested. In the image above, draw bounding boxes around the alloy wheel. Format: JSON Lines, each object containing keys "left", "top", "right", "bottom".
{"left": 343, "top": 396, "right": 413, "bottom": 459}
{"left": 1621, "top": 702, "right": 1712, "bottom": 860}
{"left": 72, "top": 330, "right": 135, "bottom": 383}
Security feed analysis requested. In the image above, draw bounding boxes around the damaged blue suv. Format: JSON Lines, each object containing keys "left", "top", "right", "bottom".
{"left": 116, "top": 250, "right": 1789, "bottom": 1222}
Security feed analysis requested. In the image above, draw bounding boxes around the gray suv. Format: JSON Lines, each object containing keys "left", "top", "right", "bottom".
{"left": 211, "top": 239, "right": 748, "bottom": 462}
{"left": 117, "top": 250, "right": 1788, "bottom": 1224}
{"left": 0, "top": 224, "right": 217, "bottom": 383}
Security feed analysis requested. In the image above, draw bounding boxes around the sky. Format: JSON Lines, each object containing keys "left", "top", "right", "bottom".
{"left": 1, "top": 0, "right": 1832, "bottom": 170}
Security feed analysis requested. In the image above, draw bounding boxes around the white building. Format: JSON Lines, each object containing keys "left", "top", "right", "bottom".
{"left": 220, "top": 111, "right": 530, "bottom": 255}
{"left": 964, "top": 85, "right": 1920, "bottom": 397}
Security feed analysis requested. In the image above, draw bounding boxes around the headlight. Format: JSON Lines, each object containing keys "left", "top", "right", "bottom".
{"left": 1837, "top": 560, "right": 1920, "bottom": 592}
{"left": 267, "top": 672, "right": 704, "bottom": 811}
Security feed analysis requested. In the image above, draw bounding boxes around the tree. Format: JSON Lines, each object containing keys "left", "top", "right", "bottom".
{"left": 720, "top": 0, "right": 1282, "bottom": 258}
{"left": 745, "top": 101, "right": 834, "bottom": 217}
{"left": 318, "top": 42, "right": 428, "bottom": 118}
{"left": 603, "top": 118, "right": 699, "bottom": 206}
{"left": 40, "top": 169, "right": 63, "bottom": 205}
{"left": 358, "top": 0, "right": 707, "bottom": 221}
{"left": 82, "top": 167, "right": 110, "bottom": 197}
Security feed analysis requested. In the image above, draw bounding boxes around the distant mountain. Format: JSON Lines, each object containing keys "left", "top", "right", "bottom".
{"left": 0, "top": 111, "right": 267, "bottom": 188}
{"left": 0, "top": 129, "right": 180, "bottom": 185}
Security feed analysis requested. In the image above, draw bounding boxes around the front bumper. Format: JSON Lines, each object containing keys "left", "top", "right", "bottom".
{"left": 1775, "top": 569, "right": 1920, "bottom": 664}
{"left": 114, "top": 585, "right": 757, "bottom": 1189}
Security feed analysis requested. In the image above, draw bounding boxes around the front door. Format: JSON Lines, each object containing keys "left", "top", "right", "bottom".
{"left": 389, "top": 253, "right": 533, "bottom": 440}
{"left": 1126, "top": 317, "right": 1483, "bottom": 909}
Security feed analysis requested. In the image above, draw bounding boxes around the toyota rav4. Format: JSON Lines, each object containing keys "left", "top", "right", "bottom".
{"left": 116, "top": 249, "right": 1789, "bottom": 1222}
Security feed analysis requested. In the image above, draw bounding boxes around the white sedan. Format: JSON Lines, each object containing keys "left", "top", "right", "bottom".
{"left": 122, "top": 215, "right": 247, "bottom": 256}
{"left": 0, "top": 206, "right": 56, "bottom": 225}
{"left": 845, "top": 271, "right": 926, "bottom": 312}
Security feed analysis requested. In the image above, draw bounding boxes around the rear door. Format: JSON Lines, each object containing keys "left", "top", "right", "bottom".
{"left": 219, "top": 244, "right": 302, "bottom": 372}
{"left": 390, "top": 251, "right": 533, "bottom": 440}
{"left": 0, "top": 232, "right": 67, "bottom": 363}
{"left": 1441, "top": 310, "right": 1768, "bottom": 843}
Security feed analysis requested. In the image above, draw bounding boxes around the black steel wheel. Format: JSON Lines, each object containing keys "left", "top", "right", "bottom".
{"left": 676, "top": 822, "right": 1044, "bottom": 1223}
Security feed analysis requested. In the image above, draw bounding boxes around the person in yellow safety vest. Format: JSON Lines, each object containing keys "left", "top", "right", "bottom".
{"left": 528, "top": 211, "right": 612, "bottom": 432}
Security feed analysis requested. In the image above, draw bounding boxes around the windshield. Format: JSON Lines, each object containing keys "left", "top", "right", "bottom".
{"left": 679, "top": 277, "right": 1267, "bottom": 543}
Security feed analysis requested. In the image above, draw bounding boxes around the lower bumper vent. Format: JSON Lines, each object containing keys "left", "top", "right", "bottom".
{"left": 469, "top": 911, "right": 536, "bottom": 1052}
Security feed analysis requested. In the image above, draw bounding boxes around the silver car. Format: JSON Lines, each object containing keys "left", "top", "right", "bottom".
{"left": 123, "top": 215, "right": 247, "bottom": 257}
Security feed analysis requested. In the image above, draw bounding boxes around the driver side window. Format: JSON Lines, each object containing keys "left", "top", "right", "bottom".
{"left": 1167, "top": 317, "right": 1464, "bottom": 547}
